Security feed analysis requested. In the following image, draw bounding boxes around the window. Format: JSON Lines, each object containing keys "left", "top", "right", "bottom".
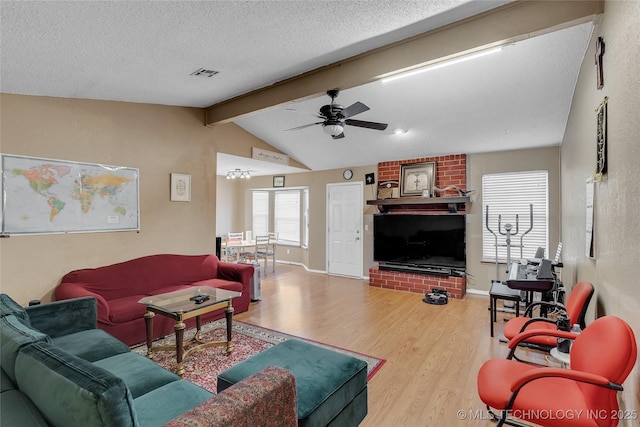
{"left": 303, "top": 188, "right": 309, "bottom": 248}
{"left": 482, "top": 171, "right": 548, "bottom": 262}
{"left": 252, "top": 191, "right": 269, "bottom": 236}
{"left": 274, "top": 190, "right": 300, "bottom": 245}
{"left": 250, "top": 188, "right": 307, "bottom": 247}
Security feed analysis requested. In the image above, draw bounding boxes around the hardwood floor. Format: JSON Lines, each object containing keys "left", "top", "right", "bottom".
{"left": 234, "top": 264, "right": 548, "bottom": 426}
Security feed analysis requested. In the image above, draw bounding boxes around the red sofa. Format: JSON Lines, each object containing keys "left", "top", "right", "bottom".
{"left": 55, "top": 254, "right": 254, "bottom": 346}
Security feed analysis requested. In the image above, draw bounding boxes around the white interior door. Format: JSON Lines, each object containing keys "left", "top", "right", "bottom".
{"left": 327, "top": 182, "right": 363, "bottom": 277}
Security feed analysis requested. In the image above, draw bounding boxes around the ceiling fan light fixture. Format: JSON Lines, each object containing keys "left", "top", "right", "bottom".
{"left": 323, "top": 123, "right": 344, "bottom": 137}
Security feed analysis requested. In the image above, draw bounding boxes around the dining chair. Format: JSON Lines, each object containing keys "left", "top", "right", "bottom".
{"left": 226, "top": 232, "right": 244, "bottom": 261}
{"left": 253, "top": 235, "right": 271, "bottom": 273}
{"left": 227, "top": 232, "right": 243, "bottom": 242}
{"left": 256, "top": 232, "right": 278, "bottom": 274}
{"left": 266, "top": 232, "right": 278, "bottom": 272}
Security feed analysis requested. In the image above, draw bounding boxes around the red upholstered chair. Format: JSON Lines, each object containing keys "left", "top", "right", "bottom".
{"left": 478, "top": 316, "right": 637, "bottom": 427}
{"left": 502, "top": 281, "right": 594, "bottom": 352}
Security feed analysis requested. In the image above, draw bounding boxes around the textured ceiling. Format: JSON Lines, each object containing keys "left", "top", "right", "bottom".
{"left": 1, "top": 0, "right": 497, "bottom": 107}
{"left": 1, "top": 1, "right": 593, "bottom": 176}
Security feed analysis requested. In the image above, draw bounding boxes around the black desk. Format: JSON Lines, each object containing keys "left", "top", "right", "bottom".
{"left": 506, "top": 277, "right": 554, "bottom": 310}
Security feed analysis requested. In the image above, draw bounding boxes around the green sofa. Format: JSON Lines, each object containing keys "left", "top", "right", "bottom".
{"left": 0, "top": 294, "right": 297, "bottom": 427}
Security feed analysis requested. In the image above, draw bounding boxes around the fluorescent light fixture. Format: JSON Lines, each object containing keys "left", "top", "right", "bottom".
{"left": 382, "top": 46, "right": 503, "bottom": 83}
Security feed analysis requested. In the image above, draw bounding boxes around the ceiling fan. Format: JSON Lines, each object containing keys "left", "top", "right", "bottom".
{"left": 285, "top": 89, "right": 388, "bottom": 139}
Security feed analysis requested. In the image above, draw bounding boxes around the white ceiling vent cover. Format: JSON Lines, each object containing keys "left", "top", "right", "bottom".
{"left": 190, "top": 68, "right": 219, "bottom": 78}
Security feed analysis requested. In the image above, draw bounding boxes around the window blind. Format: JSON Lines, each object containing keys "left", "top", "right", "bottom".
{"left": 274, "top": 190, "right": 301, "bottom": 245}
{"left": 482, "top": 171, "right": 548, "bottom": 262}
{"left": 303, "top": 189, "right": 309, "bottom": 248}
{"left": 252, "top": 191, "right": 269, "bottom": 236}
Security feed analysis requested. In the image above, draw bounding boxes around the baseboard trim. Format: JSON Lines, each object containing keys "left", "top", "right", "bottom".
{"left": 274, "top": 260, "right": 370, "bottom": 279}
{"left": 466, "top": 288, "right": 489, "bottom": 296}
{"left": 274, "top": 260, "right": 326, "bottom": 275}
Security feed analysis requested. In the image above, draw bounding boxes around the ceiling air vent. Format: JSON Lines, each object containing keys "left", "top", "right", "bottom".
{"left": 190, "top": 68, "right": 219, "bottom": 78}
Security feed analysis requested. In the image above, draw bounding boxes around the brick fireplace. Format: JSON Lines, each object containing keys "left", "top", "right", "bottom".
{"left": 369, "top": 268, "right": 466, "bottom": 299}
{"left": 369, "top": 154, "right": 468, "bottom": 298}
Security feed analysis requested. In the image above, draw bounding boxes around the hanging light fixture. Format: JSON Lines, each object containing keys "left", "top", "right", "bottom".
{"left": 226, "top": 169, "right": 251, "bottom": 179}
{"left": 322, "top": 123, "right": 344, "bottom": 137}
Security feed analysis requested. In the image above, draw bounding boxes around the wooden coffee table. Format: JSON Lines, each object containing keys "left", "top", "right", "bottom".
{"left": 139, "top": 287, "right": 241, "bottom": 376}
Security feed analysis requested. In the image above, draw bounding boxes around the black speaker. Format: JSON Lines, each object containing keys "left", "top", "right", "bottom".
{"left": 215, "top": 236, "right": 222, "bottom": 259}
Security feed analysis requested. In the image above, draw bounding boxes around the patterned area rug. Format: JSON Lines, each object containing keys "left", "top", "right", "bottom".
{"left": 131, "top": 319, "right": 385, "bottom": 392}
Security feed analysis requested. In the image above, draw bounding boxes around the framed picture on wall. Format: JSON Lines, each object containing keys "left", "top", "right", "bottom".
{"left": 170, "top": 173, "right": 191, "bottom": 202}
{"left": 400, "top": 162, "right": 436, "bottom": 197}
{"left": 273, "top": 175, "right": 285, "bottom": 187}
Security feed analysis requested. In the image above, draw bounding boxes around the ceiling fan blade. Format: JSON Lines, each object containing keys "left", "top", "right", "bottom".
{"left": 345, "top": 119, "right": 388, "bottom": 131}
{"left": 340, "top": 102, "right": 369, "bottom": 119}
{"left": 285, "top": 108, "right": 323, "bottom": 119}
{"left": 284, "top": 122, "right": 324, "bottom": 131}
{"left": 332, "top": 132, "right": 345, "bottom": 140}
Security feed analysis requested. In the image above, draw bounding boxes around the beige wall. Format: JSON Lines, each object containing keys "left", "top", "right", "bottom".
{"left": 215, "top": 176, "right": 244, "bottom": 236}
{"left": 0, "top": 94, "right": 250, "bottom": 304}
{"left": 466, "top": 147, "right": 561, "bottom": 292}
{"left": 560, "top": 1, "right": 640, "bottom": 415}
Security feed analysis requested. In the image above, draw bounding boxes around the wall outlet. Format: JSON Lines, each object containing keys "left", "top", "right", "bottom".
{"left": 286, "top": 248, "right": 290, "bottom": 254}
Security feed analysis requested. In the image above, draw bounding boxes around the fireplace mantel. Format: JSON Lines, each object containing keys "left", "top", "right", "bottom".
{"left": 366, "top": 196, "right": 470, "bottom": 213}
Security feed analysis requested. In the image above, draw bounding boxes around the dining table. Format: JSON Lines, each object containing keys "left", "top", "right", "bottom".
{"left": 222, "top": 240, "right": 256, "bottom": 262}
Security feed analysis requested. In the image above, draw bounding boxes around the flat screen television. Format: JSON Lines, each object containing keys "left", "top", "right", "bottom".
{"left": 373, "top": 213, "right": 466, "bottom": 273}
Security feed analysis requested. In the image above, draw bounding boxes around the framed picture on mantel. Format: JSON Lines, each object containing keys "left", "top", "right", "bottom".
{"left": 400, "top": 162, "right": 436, "bottom": 197}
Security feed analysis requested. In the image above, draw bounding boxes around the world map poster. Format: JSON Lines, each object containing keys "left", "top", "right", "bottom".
{"left": 1, "top": 154, "right": 139, "bottom": 235}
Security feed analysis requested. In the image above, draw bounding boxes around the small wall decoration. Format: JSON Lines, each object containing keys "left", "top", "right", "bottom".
{"left": 400, "top": 162, "right": 436, "bottom": 197}
{"left": 595, "top": 36, "right": 605, "bottom": 90}
{"left": 365, "top": 172, "right": 375, "bottom": 185}
{"left": 252, "top": 147, "right": 289, "bottom": 165}
{"left": 595, "top": 97, "right": 608, "bottom": 180}
{"left": 273, "top": 175, "right": 285, "bottom": 187}
{"left": 170, "top": 173, "right": 191, "bottom": 202}
{"left": 377, "top": 181, "right": 398, "bottom": 199}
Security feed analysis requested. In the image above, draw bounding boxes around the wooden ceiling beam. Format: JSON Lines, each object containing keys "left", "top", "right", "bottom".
{"left": 205, "top": 0, "right": 603, "bottom": 126}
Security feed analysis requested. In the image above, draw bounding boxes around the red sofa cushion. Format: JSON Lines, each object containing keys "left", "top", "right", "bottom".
{"left": 61, "top": 254, "right": 220, "bottom": 300}
{"left": 108, "top": 296, "right": 148, "bottom": 323}
{"left": 192, "top": 279, "right": 243, "bottom": 293}
{"left": 105, "top": 280, "right": 242, "bottom": 324}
